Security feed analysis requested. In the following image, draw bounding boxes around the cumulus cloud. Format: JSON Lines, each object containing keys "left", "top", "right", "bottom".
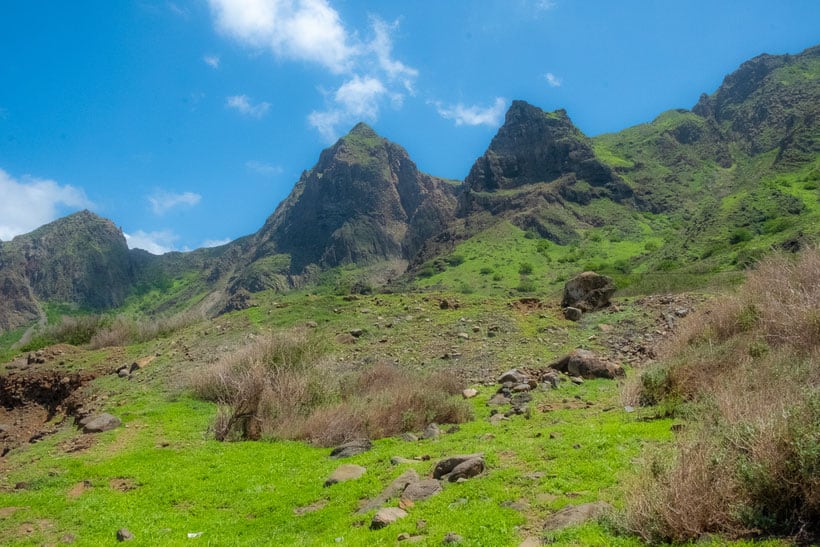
{"left": 124, "top": 229, "right": 178, "bottom": 255}
{"left": 148, "top": 190, "right": 202, "bottom": 215}
{"left": 226, "top": 95, "right": 271, "bottom": 118}
{"left": 207, "top": 2, "right": 417, "bottom": 141}
{"left": 545, "top": 72, "right": 562, "bottom": 87}
{"left": 434, "top": 97, "right": 507, "bottom": 127}
{"left": 0, "top": 168, "right": 93, "bottom": 241}
{"left": 208, "top": 0, "right": 354, "bottom": 73}
{"left": 245, "top": 160, "right": 283, "bottom": 176}
{"left": 203, "top": 55, "right": 220, "bottom": 68}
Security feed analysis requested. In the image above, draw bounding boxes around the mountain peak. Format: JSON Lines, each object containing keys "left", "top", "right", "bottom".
{"left": 347, "top": 122, "right": 379, "bottom": 138}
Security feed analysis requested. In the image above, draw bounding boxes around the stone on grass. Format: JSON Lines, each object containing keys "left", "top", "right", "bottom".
{"left": 447, "top": 457, "right": 485, "bottom": 482}
{"left": 432, "top": 454, "right": 484, "bottom": 479}
{"left": 550, "top": 349, "right": 624, "bottom": 379}
{"left": 357, "top": 469, "right": 420, "bottom": 514}
{"left": 498, "top": 369, "right": 527, "bottom": 385}
{"left": 542, "top": 501, "right": 613, "bottom": 531}
{"left": 82, "top": 414, "right": 122, "bottom": 434}
{"left": 462, "top": 388, "right": 478, "bottom": 399}
{"left": 423, "top": 423, "right": 441, "bottom": 439}
{"left": 370, "top": 507, "right": 408, "bottom": 530}
{"left": 563, "top": 307, "right": 583, "bottom": 321}
{"left": 443, "top": 532, "right": 464, "bottom": 543}
{"left": 324, "top": 464, "right": 366, "bottom": 487}
{"left": 401, "top": 479, "right": 442, "bottom": 502}
{"left": 330, "top": 439, "right": 372, "bottom": 459}
{"left": 116, "top": 528, "right": 134, "bottom": 542}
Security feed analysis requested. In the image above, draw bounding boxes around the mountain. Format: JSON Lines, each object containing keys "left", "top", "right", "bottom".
{"left": 0, "top": 45, "right": 817, "bottom": 333}
{"left": 224, "top": 123, "right": 458, "bottom": 293}
{"left": 0, "top": 211, "right": 133, "bottom": 330}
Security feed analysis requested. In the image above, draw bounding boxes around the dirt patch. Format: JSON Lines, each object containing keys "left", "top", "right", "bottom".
{"left": 0, "top": 506, "right": 25, "bottom": 518}
{"left": 110, "top": 477, "right": 138, "bottom": 492}
{"left": 0, "top": 369, "right": 97, "bottom": 458}
{"left": 67, "top": 480, "right": 92, "bottom": 499}
{"left": 58, "top": 434, "right": 96, "bottom": 454}
{"left": 510, "top": 298, "right": 547, "bottom": 313}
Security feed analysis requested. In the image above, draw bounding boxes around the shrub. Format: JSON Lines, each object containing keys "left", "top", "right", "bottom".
{"left": 518, "top": 262, "right": 534, "bottom": 275}
{"left": 623, "top": 248, "right": 820, "bottom": 543}
{"left": 192, "top": 334, "right": 472, "bottom": 445}
{"left": 479, "top": 267, "right": 494, "bottom": 275}
{"left": 729, "top": 228, "right": 753, "bottom": 245}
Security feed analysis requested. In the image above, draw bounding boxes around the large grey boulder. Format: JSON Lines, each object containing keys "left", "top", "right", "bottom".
{"left": 561, "top": 272, "right": 615, "bottom": 312}
{"left": 81, "top": 414, "right": 122, "bottom": 434}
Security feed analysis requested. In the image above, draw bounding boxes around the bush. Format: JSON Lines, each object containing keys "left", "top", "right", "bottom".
{"left": 192, "top": 333, "right": 472, "bottom": 445}
{"left": 623, "top": 248, "right": 820, "bottom": 543}
{"left": 518, "top": 262, "right": 534, "bottom": 275}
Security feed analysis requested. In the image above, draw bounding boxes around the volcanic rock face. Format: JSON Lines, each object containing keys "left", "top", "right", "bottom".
{"left": 255, "top": 123, "right": 458, "bottom": 273}
{"left": 464, "top": 101, "right": 630, "bottom": 200}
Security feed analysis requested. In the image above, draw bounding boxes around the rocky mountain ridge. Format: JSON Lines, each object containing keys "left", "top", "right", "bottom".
{"left": 0, "top": 45, "right": 817, "bottom": 333}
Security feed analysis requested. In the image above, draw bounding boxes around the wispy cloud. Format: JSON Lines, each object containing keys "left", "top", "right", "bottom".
{"left": 203, "top": 55, "right": 220, "bottom": 68}
{"left": 207, "top": 2, "right": 417, "bottom": 141}
{"left": 533, "top": 0, "right": 556, "bottom": 11}
{"left": 124, "top": 229, "right": 178, "bottom": 255}
{"left": 202, "top": 237, "right": 232, "bottom": 248}
{"left": 545, "top": 72, "right": 562, "bottom": 87}
{"left": 148, "top": 190, "right": 202, "bottom": 215}
{"left": 226, "top": 94, "right": 271, "bottom": 118}
{"left": 167, "top": 2, "right": 190, "bottom": 17}
{"left": 433, "top": 97, "right": 507, "bottom": 127}
{"left": 0, "top": 168, "right": 93, "bottom": 240}
{"left": 245, "top": 160, "right": 283, "bottom": 176}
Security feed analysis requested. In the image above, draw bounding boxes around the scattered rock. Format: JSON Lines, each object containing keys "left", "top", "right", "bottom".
{"left": 401, "top": 479, "right": 442, "bottom": 502}
{"left": 549, "top": 349, "right": 624, "bottom": 379}
{"left": 350, "top": 328, "right": 364, "bottom": 338}
{"left": 563, "top": 307, "right": 583, "bottom": 321}
{"left": 423, "top": 423, "right": 441, "bottom": 439}
{"left": 401, "top": 433, "right": 419, "bottom": 442}
{"left": 542, "top": 501, "right": 613, "bottom": 531}
{"left": 487, "top": 393, "right": 510, "bottom": 406}
{"left": 456, "top": 332, "right": 469, "bottom": 340}
{"left": 391, "top": 456, "right": 416, "bottom": 465}
{"left": 324, "top": 464, "right": 366, "bottom": 487}
{"left": 330, "top": 439, "right": 372, "bottom": 459}
{"left": 498, "top": 369, "right": 527, "bottom": 384}
{"left": 462, "top": 388, "right": 478, "bottom": 399}
{"left": 488, "top": 413, "right": 507, "bottom": 425}
{"left": 433, "top": 454, "right": 484, "bottom": 479}
{"left": 443, "top": 532, "right": 464, "bottom": 543}
{"left": 305, "top": 320, "right": 319, "bottom": 328}
{"left": 571, "top": 376, "right": 584, "bottom": 385}
{"left": 358, "top": 469, "right": 420, "bottom": 514}
{"left": 81, "top": 414, "right": 122, "bottom": 434}
{"left": 511, "top": 383, "right": 531, "bottom": 393}
{"left": 370, "top": 507, "right": 408, "bottom": 530}
{"left": 129, "top": 355, "right": 155, "bottom": 372}
{"left": 116, "top": 528, "right": 134, "bottom": 542}
{"left": 335, "top": 333, "right": 357, "bottom": 344}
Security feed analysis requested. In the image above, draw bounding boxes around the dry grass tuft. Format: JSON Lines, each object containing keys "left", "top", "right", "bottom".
{"left": 624, "top": 248, "right": 820, "bottom": 544}
{"left": 192, "top": 335, "right": 471, "bottom": 445}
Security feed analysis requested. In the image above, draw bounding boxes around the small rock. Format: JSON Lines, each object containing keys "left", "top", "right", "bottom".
{"left": 324, "top": 464, "right": 366, "bottom": 487}
{"left": 117, "top": 369, "right": 130, "bottom": 378}
{"left": 456, "top": 332, "right": 469, "bottom": 340}
{"left": 423, "top": 423, "right": 441, "bottom": 439}
{"left": 330, "top": 439, "right": 372, "bottom": 459}
{"left": 497, "top": 369, "right": 527, "bottom": 385}
{"left": 401, "top": 479, "right": 442, "bottom": 502}
{"left": 391, "top": 456, "right": 415, "bottom": 465}
{"left": 306, "top": 320, "right": 319, "bottom": 328}
{"left": 489, "top": 413, "right": 506, "bottom": 425}
{"left": 571, "top": 377, "right": 584, "bottom": 385}
{"left": 542, "top": 501, "right": 613, "bottom": 531}
{"left": 443, "top": 532, "right": 464, "bottom": 543}
{"left": 563, "top": 307, "right": 583, "bottom": 321}
{"left": 116, "top": 528, "right": 134, "bottom": 542}
{"left": 487, "top": 393, "right": 510, "bottom": 406}
{"left": 335, "top": 333, "right": 357, "bottom": 344}
{"left": 370, "top": 507, "right": 408, "bottom": 530}
{"left": 82, "top": 414, "right": 122, "bottom": 434}
{"left": 462, "top": 388, "right": 478, "bottom": 399}
{"left": 350, "top": 328, "right": 364, "bottom": 338}
{"left": 511, "top": 383, "right": 531, "bottom": 393}
{"left": 401, "top": 433, "right": 419, "bottom": 442}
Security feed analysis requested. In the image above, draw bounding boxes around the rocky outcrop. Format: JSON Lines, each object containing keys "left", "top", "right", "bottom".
{"left": 561, "top": 272, "right": 616, "bottom": 312}
{"left": 549, "top": 349, "right": 624, "bottom": 379}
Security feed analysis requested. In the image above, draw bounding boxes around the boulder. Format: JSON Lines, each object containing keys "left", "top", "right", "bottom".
{"left": 82, "top": 414, "right": 122, "bottom": 434}
{"left": 401, "top": 479, "right": 442, "bottom": 502}
{"left": 549, "top": 349, "right": 624, "bottom": 379}
{"left": 324, "top": 464, "right": 366, "bottom": 487}
{"left": 330, "top": 439, "right": 372, "bottom": 459}
{"left": 561, "top": 272, "right": 615, "bottom": 312}
{"left": 116, "top": 528, "right": 134, "bottom": 542}
{"left": 433, "top": 454, "right": 484, "bottom": 479}
{"left": 423, "top": 423, "right": 441, "bottom": 439}
{"left": 462, "top": 388, "right": 478, "bottom": 399}
{"left": 563, "top": 307, "right": 583, "bottom": 321}
{"left": 447, "top": 457, "right": 485, "bottom": 482}
{"left": 498, "top": 369, "right": 527, "bottom": 384}
{"left": 358, "top": 469, "right": 420, "bottom": 514}
{"left": 542, "top": 501, "right": 613, "bottom": 531}
{"left": 370, "top": 507, "right": 408, "bottom": 530}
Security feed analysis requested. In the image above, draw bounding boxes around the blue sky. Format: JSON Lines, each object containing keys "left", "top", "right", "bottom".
{"left": 1, "top": 1, "right": 818, "bottom": 253}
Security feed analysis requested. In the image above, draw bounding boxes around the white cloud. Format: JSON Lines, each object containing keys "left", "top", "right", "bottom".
{"left": 203, "top": 55, "right": 220, "bottom": 68}
{"left": 245, "top": 160, "right": 283, "bottom": 176}
{"left": 434, "top": 97, "right": 507, "bottom": 127}
{"left": 533, "top": 0, "right": 556, "bottom": 10}
{"left": 124, "top": 229, "right": 178, "bottom": 255}
{"left": 148, "top": 190, "right": 202, "bottom": 215}
{"left": 207, "top": 3, "right": 417, "bottom": 141}
{"left": 202, "top": 237, "right": 232, "bottom": 248}
{"left": 208, "top": 0, "right": 355, "bottom": 74}
{"left": 0, "top": 168, "right": 93, "bottom": 241}
{"left": 226, "top": 94, "right": 271, "bottom": 118}
{"left": 545, "top": 72, "right": 562, "bottom": 87}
